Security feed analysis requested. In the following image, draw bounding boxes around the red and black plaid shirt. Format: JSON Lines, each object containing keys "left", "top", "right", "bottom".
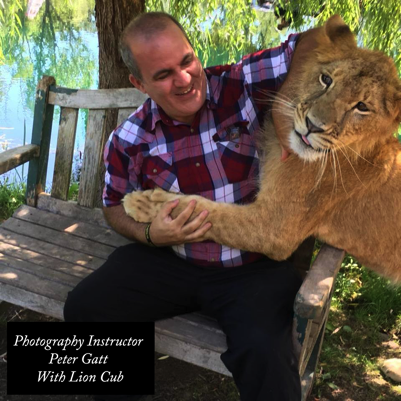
{"left": 104, "top": 33, "right": 299, "bottom": 267}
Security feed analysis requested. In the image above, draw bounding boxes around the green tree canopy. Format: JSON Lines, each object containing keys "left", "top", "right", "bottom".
{"left": 276, "top": 0, "right": 401, "bottom": 69}
{"left": 0, "top": 0, "right": 97, "bottom": 111}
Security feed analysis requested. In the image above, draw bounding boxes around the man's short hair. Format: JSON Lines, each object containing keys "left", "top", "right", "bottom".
{"left": 119, "top": 12, "right": 192, "bottom": 81}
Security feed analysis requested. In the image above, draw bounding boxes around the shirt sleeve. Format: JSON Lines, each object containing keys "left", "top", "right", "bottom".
{"left": 102, "top": 128, "right": 137, "bottom": 208}
{"left": 240, "top": 33, "right": 300, "bottom": 98}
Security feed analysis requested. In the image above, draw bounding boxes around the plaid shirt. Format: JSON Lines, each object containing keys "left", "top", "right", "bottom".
{"left": 104, "top": 33, "right": 299, "bottom": 267}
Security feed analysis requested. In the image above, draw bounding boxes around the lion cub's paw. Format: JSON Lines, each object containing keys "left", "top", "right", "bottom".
{"left": 150, "top": 187, "right": 179, "bottom": 203}
{"left": 123, "top": 190, "right": 162, "bottom": 223}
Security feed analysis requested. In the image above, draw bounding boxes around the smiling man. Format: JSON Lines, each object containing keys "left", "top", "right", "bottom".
{"left": 128, "top": 23, "right": 207, "bottom": 125}
{"left": 64, "top": 11, "right": 303, "bottom": 401}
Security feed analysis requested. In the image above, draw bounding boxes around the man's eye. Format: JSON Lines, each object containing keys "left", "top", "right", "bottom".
{"left": 319, "top": 74, "right": 332, "bottom": 87}
{"left": 355, "top": 102, "right": 369, "bottom": 112}
{"left": 156, "top": 74, "right": 169, "bottom": 80}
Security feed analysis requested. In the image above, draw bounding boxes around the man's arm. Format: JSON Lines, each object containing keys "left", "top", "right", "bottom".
{"left": 103, "top": 204, "right": 148, "bottom": 243}
{"left": 103, "top": 199, "right": 211, "bottom": 247}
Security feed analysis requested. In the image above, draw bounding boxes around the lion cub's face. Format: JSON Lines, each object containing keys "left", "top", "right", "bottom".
{"left": 286, "top": 19, "right": 401, "bottom": 162}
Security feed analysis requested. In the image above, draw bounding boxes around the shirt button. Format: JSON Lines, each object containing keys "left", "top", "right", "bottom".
{"left": 235, "top": 144, "right": 240, "bottom": 148}
{"left": 153, "top": 168, "right": 158, "bottom": 173}
{"left": 190, "top": 128, "right": 194, "bottom": 133}
{"left": 195, "top": 162, "right": 200, "bottom": 167}
{"left": 210, "top": 258, "right": 215, "bottom": 262}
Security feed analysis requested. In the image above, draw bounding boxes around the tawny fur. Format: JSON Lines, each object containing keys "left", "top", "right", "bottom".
{"left": 123, "top": 15, "right": 401, "bottom": 283}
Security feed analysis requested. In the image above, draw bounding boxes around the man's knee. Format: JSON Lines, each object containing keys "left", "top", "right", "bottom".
{"left": 63, "top": 286, "right": 88, "bottom": 321}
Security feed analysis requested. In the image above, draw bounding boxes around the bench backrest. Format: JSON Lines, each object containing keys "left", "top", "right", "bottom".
{"left": 27, "top": 75, "right": 147, "bottom": 208}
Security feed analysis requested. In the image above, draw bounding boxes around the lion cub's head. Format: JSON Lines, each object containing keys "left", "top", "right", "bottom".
{"left": 284, "top": 15, "right": 401, "bottom": 162}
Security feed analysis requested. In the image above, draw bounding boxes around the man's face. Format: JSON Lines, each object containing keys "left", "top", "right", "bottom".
{"left": 128, "top": 23, "right": 206, "bottom": 125}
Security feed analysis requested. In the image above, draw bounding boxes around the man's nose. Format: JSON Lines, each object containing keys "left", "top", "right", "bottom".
{"left": 175, "top": 69, "right": 191, "bottom": 86}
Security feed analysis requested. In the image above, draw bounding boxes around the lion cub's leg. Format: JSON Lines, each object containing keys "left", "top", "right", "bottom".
{"left": 123, "top": 188, "right": 208, "bottom": 222}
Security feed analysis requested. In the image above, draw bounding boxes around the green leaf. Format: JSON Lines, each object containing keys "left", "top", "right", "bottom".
{"left": 326, "top": 322, "right": 335, "bottom": 332}
{"left": 328, "top": 382, "right": 339, "bottom": 390}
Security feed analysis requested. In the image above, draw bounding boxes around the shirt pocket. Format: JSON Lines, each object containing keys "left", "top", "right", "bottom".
{"left": 215, "top": 125, "right": 258, "bottom": 183}
{"left": 141, "top": 152, "right": 179, "bottom": 191}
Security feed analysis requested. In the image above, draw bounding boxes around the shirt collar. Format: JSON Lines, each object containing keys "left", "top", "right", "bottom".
{"left": 205, "top": 73, "right": 218, "bottom": 109}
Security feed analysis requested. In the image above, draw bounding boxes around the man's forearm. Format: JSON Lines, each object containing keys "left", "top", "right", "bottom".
{"left": 103, "top": 204, "right": 148, "bottom": 244}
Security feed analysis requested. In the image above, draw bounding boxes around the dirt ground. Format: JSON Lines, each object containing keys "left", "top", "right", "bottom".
{"left": 0, "top": 302, "right": 399, "bottom": 401}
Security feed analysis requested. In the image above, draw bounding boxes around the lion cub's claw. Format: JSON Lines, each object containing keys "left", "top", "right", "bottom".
{"left": 123, "top": 190, "right": 161, "bottom": 223}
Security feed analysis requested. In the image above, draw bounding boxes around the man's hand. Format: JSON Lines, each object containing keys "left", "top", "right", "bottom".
{"left": 149, "top": 199, "right": 212, "bottom": 246}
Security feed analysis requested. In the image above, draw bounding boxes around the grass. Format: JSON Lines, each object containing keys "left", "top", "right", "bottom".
{"left": 0, "top": 177, "right": 26, "bottom": 222}
{"left": 311, "top": 255, "right": 401, "bottom": 400}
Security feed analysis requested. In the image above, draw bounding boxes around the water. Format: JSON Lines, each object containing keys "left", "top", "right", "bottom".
{"left": 0, "top": 1, "right": 98, "bottom": 188}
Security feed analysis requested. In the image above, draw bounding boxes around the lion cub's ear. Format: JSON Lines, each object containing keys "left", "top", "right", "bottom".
{"left": 325, "top": 14, "right": 356, "bottom": 51}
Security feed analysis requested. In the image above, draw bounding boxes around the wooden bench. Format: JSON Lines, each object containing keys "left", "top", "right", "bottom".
{"left": 0, "top": 76, "right": 345, "bottom": 400}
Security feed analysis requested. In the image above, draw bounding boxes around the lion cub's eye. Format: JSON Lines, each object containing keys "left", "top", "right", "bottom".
{"left": 355, "top": 102, "right": 369, "bottom": 113}
{"left": 319, "top": 74, "right": 333, "bottom": 87}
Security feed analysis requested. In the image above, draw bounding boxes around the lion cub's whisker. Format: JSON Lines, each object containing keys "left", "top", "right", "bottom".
{"left": 337, "top": 138, "right": 379, "bottom": 167}
{"left": 336, "top": 145, "right": 367, "bottom": 189}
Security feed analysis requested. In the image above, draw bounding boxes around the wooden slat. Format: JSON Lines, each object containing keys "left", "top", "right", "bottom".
{"left": 298, "top": 320, "right": 320, "bottom": 376}
{"left": 175, "top": 313, "right": 224, "bottom": 334}
{"left": 155, "top": 315, "right": 227, "bottom": 353}
{"left": 294, "top": 245, "right": 345, "bottom": 319}
{"left": 14, "top": 205, "right": 131, "bottom": 248}
{"left": 0, "top": 281, "right": 64, "bottom": 320}
{"left": 37, "top": 193, "right": 108, "bottom": 227}
{"left": 155, "top": 314, "right": 230, "bottom": 376}
{"left": 26, "top": 76, "right": 56, "bottom": 206}
{"left": 0, "top": 262, "right": 72, "bottom": 302}
{"left": 48, "top": 86, "right": 147, "bottom": 109}
{"left": 78, "top": 109, "right": 107, "bottom": 208}
{"left": 0, "top": 144, "right": 40, "bottom": 175}
{"left": 1, "top": 218, "right": 114, "bottom": 259}
{"left": 117, "top": 108, "right": 136, "bottom": 126}
{"left": 155, "top": 332, "right": 231, "bottom": 377}
{"left": 0, "top": 252, "right": 81, "bottom": 288}
{"left": 0, "top": 228, "right": 104, "bottom": 270}
{"left": 52, "top": 107, "right": 79, "bottom": 200}
{"left": 301, "top": 364, "right": 315, "bottom": 401}
{"left": 0, "top": 240, "right": 94, "bottom": 279}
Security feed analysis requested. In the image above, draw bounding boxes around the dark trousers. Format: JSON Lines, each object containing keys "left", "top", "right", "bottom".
{"left": 64, "top": 243, "right": 302, "bottom": 401}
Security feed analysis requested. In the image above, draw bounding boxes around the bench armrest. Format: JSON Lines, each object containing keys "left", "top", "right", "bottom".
{"left": 294, "top": 244, "right": 345, "bottom": 320}
{"left": 0, "top": 144, "right": 40, "bottom": 175}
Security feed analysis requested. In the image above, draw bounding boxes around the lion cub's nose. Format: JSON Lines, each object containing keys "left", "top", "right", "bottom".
{"left": 306, "top": 116, "right": 324, "bottom": 133}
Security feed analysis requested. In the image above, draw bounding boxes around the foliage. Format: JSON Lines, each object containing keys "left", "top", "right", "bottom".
{"left": 0, "top": 0, "right": 97, "bottom": 113}
{"left": 0, "top": 177, "right": 26, "bottom": 221}
{"left": 276, "top": 0, "right": 401, "bottom": 69}
{"left": 146, "top": 0, "right": 259, "bottom": 66}
{"left": 0, "top": 0, "right": 24, "bottom": 61}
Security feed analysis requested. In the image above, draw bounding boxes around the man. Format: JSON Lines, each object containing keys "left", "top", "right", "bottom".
{"left": 64, "top": 11, "right": 303, "bottom": 401}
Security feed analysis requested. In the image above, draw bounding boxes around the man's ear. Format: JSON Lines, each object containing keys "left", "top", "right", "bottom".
{"left": 129, "top": 74, "right": 147, "bottom": 94}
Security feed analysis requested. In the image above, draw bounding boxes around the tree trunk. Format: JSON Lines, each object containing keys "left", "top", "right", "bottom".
{"left": 94, "top": 0, "right": 145, "bottom": 206}
{"left": 95, "top": 0, "right": 145, "bottom": 90}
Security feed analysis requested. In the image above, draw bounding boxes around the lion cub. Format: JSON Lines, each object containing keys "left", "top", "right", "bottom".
{"left": 124, "top": 16, "right": 401, "bottom": 283}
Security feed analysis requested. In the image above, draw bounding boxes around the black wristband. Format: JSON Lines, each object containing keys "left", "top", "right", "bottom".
{"left": 145, "top": 223, "right": 156, "bottom": 247}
